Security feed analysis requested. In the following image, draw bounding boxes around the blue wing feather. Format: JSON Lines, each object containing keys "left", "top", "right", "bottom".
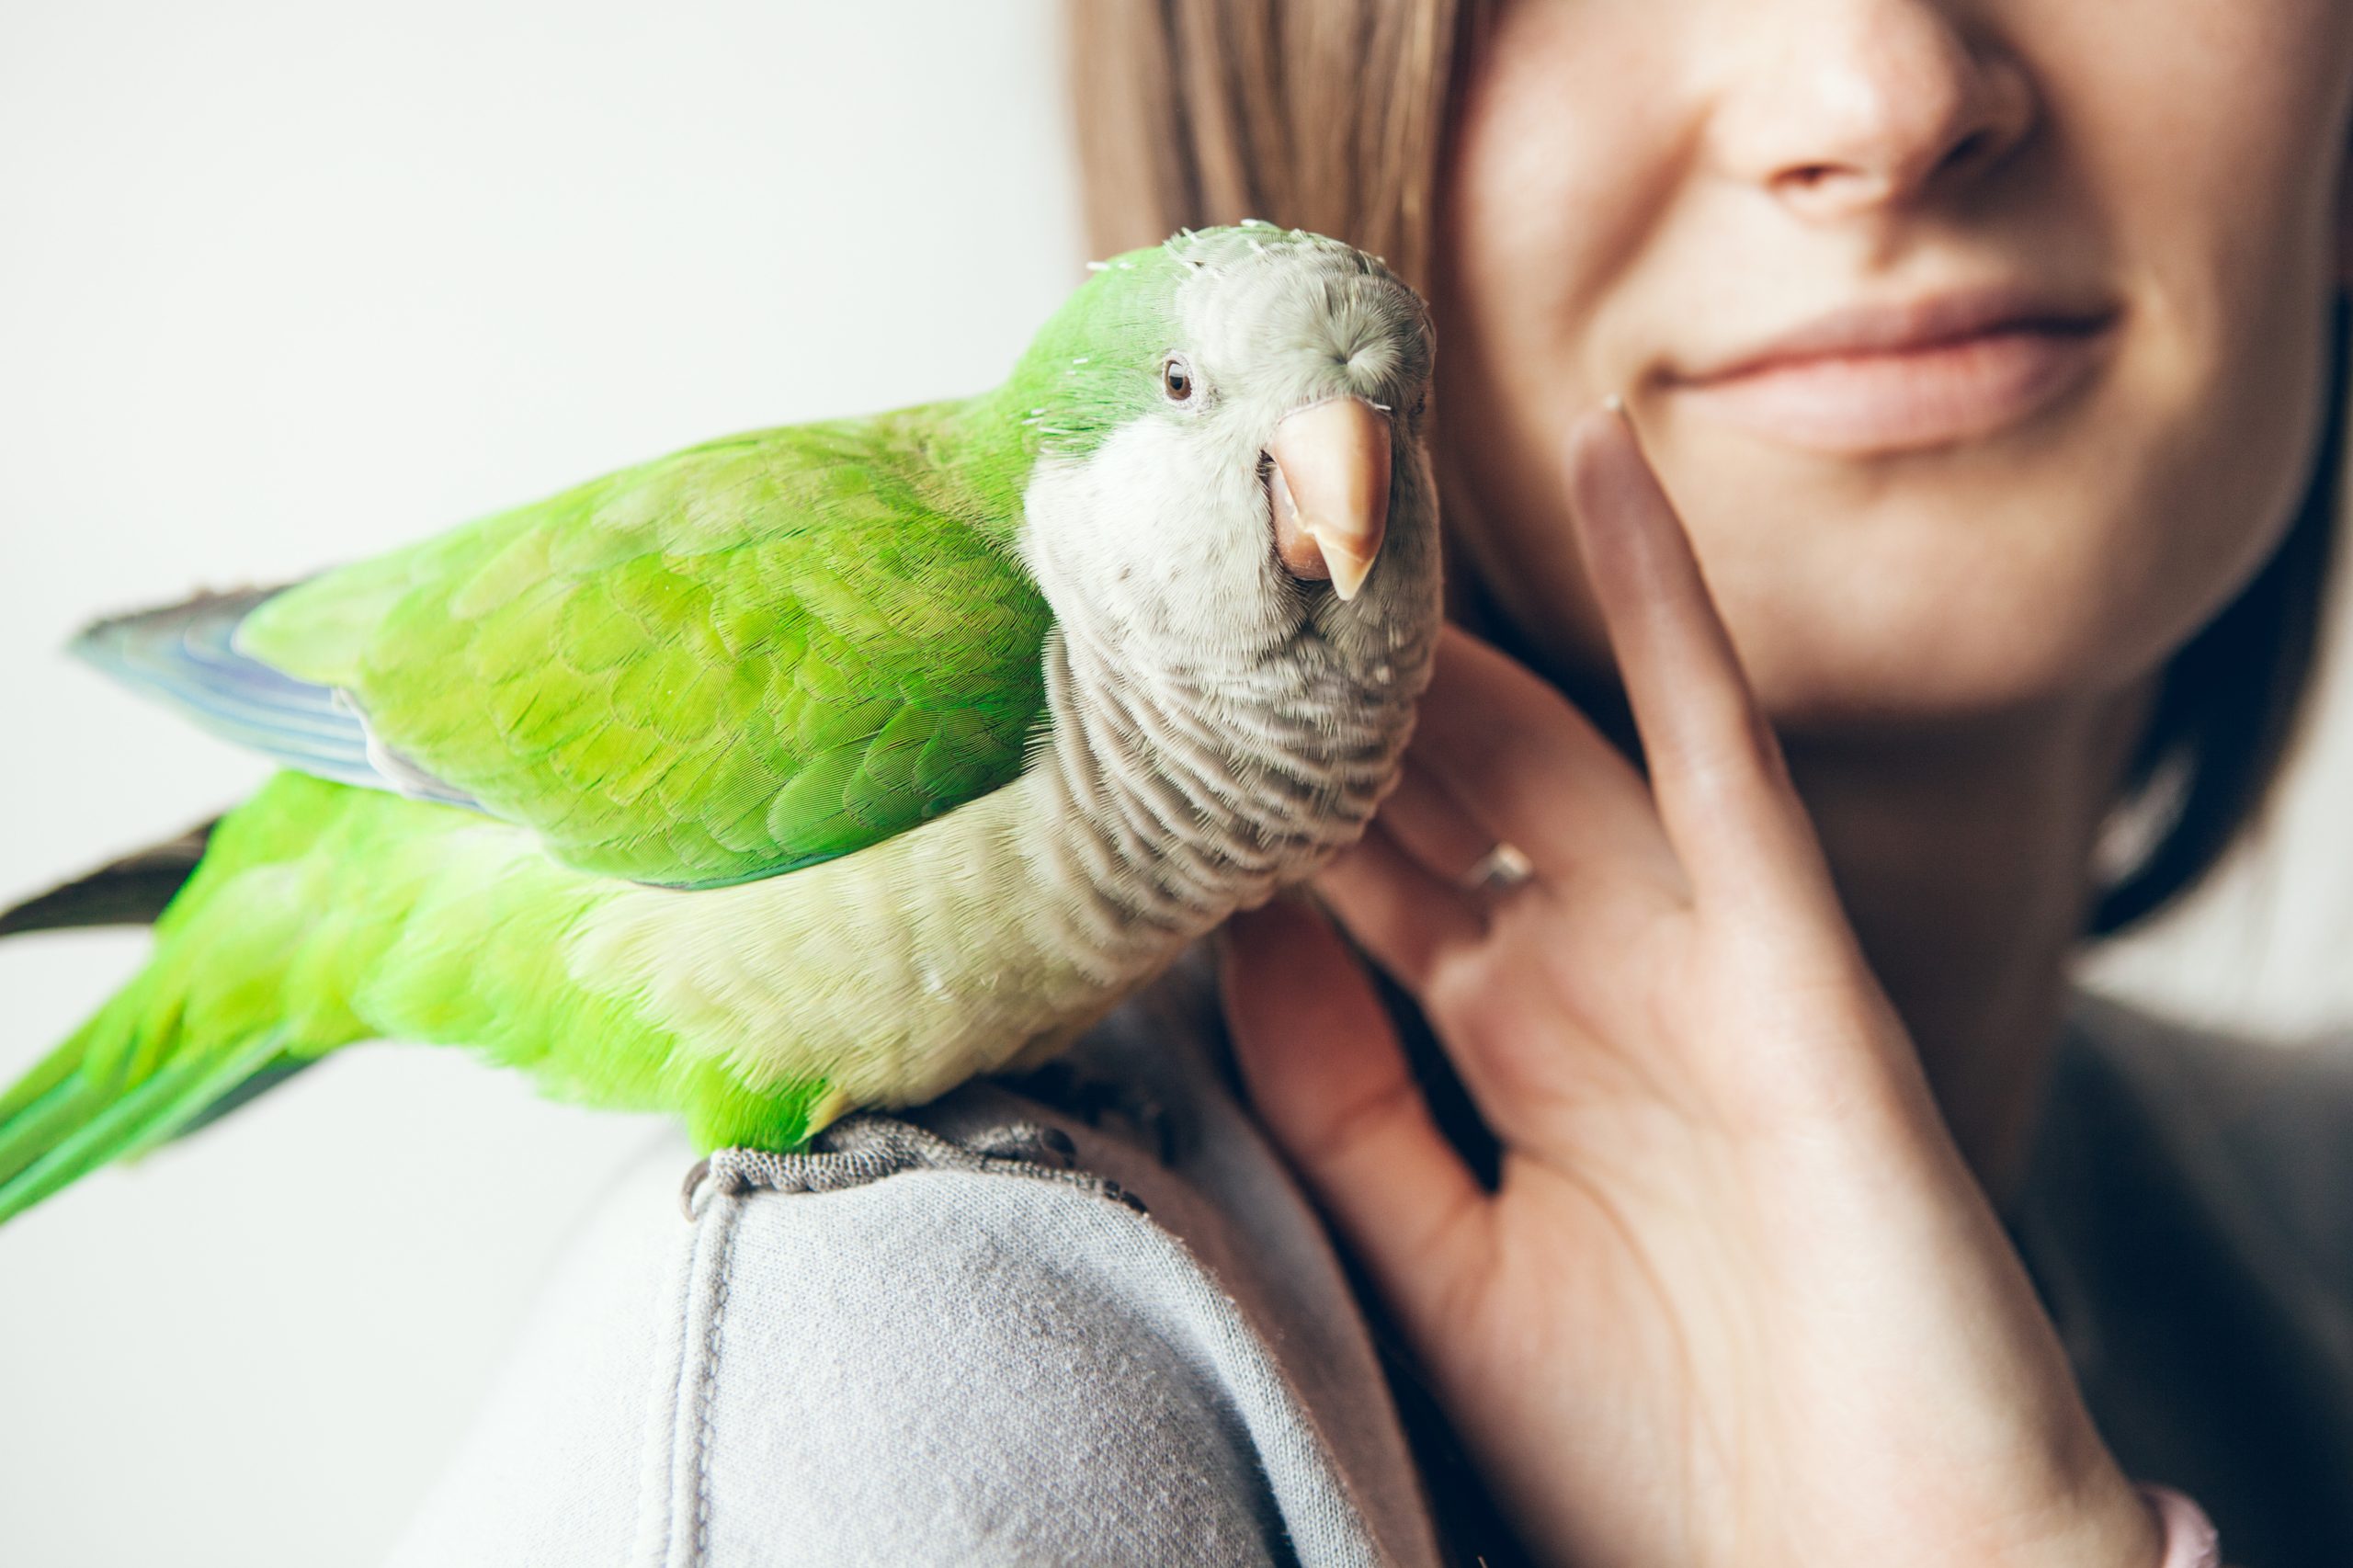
{"left": 71, "top": 587, "right": 480, "bottom": 809}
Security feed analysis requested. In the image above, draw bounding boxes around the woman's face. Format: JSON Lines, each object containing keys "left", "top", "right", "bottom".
{"left": 1436, "top": 0, "right": 2353, "bottom": 730}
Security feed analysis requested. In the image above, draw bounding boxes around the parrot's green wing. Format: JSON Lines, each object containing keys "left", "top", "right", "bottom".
{"left": 235, "top": 407, "right": 1051, "bottom": 888}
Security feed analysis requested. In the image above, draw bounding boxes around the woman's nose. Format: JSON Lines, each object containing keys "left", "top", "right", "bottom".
{"left": 1706, "top": 0, "right": 2037, "bottom": 220}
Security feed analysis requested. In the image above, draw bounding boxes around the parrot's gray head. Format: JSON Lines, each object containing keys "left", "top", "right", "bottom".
{"left": 1017, "top": 223, "right": 1442, "bottom": 702}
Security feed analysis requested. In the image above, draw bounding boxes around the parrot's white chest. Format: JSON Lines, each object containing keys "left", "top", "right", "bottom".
{"left": 566, "top": 766, "right": 1146, "bottom": 1113}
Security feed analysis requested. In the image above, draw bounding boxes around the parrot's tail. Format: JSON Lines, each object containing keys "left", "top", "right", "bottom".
{"left": 0, "top": 793, "right": 359, "bottom": 1226}
{"left": 0, "top": 987, "right": 287, "bottom": 1225}
{"left": 0, "top": 820, "right": 217, "bottom": 937}
{"left": 0, "top": 817, "right": 312, "bottom": 1224}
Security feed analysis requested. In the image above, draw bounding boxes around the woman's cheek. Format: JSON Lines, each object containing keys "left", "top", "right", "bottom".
{"left": 1431, "top": 0, "right": 2353, "bottom": 721}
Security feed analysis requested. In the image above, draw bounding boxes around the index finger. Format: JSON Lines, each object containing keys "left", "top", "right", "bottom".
{"left": 1563, "top": 400, "right": 1839, "bottom": 917}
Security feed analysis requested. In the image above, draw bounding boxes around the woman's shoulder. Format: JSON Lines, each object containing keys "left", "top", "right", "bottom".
{"left": 2022, "top": 983, "right": 2353, "bottom": 1561}
{"left": 2059, "top": 983, "right": 2353, "bottom": 1284}
{"left": 388, "top": 951, "right": 1440, "bottom": 1568}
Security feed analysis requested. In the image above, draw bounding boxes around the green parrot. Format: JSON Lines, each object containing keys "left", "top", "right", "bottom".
{"left": 0, "top": 222, "right": 1441, "bottom": 1224}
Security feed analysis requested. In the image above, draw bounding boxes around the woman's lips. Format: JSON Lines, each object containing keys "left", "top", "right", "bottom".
{"left": 1667, "top": 315, "right": 2119, "bottom": 455}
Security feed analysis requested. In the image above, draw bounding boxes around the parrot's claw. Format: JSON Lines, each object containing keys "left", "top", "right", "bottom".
{"left": 678, "top": 1114, "right": 1142, "bottom": 1222}
{"left": 678, "top": 1156, "right": 712, "bottom": 1221}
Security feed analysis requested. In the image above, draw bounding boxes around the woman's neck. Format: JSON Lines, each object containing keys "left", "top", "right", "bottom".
{"left": 1461, "top": 574, "right": 2158, "bottom": 1210}
{"left": 1775, "top": 685, "right": 2156, "bottom": 1206}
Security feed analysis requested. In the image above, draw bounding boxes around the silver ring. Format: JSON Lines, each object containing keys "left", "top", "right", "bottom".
{"left": 1460, "top": 841, "right": 1535, "bottom": 894}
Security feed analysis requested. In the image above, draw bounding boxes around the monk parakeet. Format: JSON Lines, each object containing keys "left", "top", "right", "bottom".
{"left": 0, "top": 223, "right": 1441, "bottom": 1223}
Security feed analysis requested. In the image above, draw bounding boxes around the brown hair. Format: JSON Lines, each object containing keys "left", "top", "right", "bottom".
{"left": 1065, "top": 0, "right": 2345, "bottom": 942}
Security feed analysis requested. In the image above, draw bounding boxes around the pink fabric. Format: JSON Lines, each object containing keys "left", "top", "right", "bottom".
{"left": 2138, "top": 1483, "right": 2221, "bottom": 1568}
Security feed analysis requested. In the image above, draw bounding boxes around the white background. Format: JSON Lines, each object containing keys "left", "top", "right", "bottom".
{"left": 0, "top": 3, "right": 2347, "bottom": 1562}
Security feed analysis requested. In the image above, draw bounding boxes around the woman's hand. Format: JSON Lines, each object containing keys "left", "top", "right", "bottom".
{"left": 1218, "top": 403, "right": 2164, "bottom": 1568}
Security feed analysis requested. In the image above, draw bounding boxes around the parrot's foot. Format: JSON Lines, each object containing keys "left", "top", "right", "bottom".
{"left": 679, "top": 1112, "right": 1146, "bottom": 1221}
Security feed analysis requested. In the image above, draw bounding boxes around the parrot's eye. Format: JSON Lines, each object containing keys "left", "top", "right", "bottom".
{"left": 1161, "top": 355, "right": 1196, "bottom": 403}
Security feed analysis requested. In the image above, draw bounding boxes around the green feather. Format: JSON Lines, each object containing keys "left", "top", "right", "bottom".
{"left": 236, "top": 413, "right": 1054, "bottom": 889}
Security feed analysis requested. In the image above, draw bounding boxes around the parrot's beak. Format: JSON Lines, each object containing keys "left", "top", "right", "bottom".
{"left": 1267, "top": 397, "right": 1392, "bottom": 602}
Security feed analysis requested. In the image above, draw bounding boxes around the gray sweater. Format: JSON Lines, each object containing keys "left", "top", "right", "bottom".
{"left": 384, "top": 951, "right": 2353, "bottom": 1567}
